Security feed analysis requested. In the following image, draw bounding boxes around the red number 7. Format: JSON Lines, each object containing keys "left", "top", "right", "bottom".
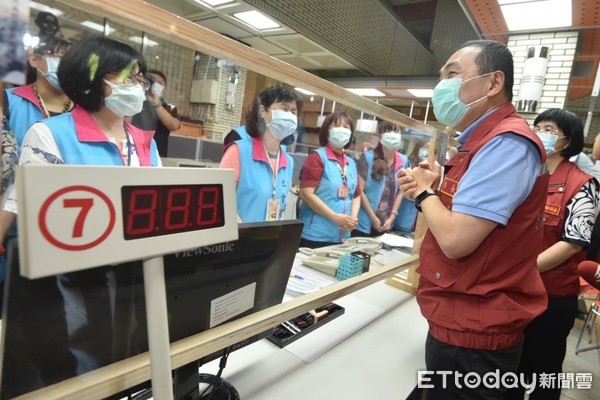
{"left": 63, "top": 198, "right": 94, "bottom": 238}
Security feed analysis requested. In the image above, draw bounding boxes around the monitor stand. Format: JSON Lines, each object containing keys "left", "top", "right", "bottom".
{"left": 174, "top": 361, "right": 200, "bottom": 400}
{"left": 172, "top": 360, "right": 240, "bottom": 400}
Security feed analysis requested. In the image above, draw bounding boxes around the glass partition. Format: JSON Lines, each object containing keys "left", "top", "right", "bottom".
{"left": 19, "top": 0, "right": 441, "bottom": 153}
{"left": 0, "top": 0, "right": 440, "bottom": 398}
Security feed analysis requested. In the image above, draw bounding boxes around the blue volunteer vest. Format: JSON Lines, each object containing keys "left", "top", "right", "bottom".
{"left": 357, "top": 150, "right": 405, "bottom": 234}
{"left": 233, "top": 125, "right": 251, "bottom": 141}
{"left": 299, "top": 147, "right": 358, "bottom": 243}
{"left": 236, "top": 138, "right": 293, "bottom": 222}
{"left": 5, "top": 86, "right": 43, "bottom": 144}
{"left": 43, "top": 112, "right": 159, "bottom": 166}
{"left": 393, "top": 197, "right": 417, "bottom": 232}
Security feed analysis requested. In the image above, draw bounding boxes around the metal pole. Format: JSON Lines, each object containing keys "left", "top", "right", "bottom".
{"left": 583, "top": 61, "right": 600, "bottom": 137}
{"left": 143, "top": 257, "right": 174, "bottom": 400}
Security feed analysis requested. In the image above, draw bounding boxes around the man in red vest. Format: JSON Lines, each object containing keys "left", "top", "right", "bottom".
{"left": 400, "top": 40, "right": 548, "bottom": 399}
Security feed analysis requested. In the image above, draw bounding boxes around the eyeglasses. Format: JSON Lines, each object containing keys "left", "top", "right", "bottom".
{"left": 124, "top": 74, "right": 150, "bottom": 91}
{"left": 106, "top": 73, "right": 150, "bottom": 91}
{"left": 533, "top": 126, "right": 561, "bottom": 135}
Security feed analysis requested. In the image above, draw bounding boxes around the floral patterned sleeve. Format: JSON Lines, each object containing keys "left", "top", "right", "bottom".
{"left": 2, "top": 122, "right": 64, "bottom": 214}
{"left": 19, "top": 122, "right": 65, "bottom": 166}
{"left": 562, "top": 179, "right": 600, "bottom": 246}
{"left": 1, "top": 116, "right": 18, "bottom": 197}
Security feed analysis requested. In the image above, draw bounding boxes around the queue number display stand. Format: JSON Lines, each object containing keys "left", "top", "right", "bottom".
{"left": 15, "top": 165, "right": 238, "bottom": 400}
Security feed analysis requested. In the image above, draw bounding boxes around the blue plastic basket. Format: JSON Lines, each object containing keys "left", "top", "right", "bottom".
{"left": 336, "top": 251, "right": 370, "bottom": 280}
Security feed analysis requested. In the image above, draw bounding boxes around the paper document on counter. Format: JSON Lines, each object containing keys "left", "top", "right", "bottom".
{"left": 286, "top": 267, "right": 336, "bottom": 297}
{"left": 379, "top": 233, "right": 414, "bottom": 249}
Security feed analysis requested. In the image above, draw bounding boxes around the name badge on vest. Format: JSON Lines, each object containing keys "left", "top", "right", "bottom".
{"left": 338, "top": 185, "right": 350, "bottom": 199}
{"left": 266, "top": 198, "right": 281, "bottom": 221}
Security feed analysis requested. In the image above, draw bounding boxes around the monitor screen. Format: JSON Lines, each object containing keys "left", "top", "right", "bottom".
{"left": 0, "top": 220, "right": 303, "bottom": 399}
{"left": 167, "top": 135, "right": 202, "bottom": 160}
{"left": 288, "top": 152, "right": 308, "bottom": 186}
{"left": 199, "top": 139, "right": 224, "bottom": 164}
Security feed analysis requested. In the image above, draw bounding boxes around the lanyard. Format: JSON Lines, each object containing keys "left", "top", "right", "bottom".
{"left": 263, "top": 143, "right": 280, "bottom": 198}
{"left": 124, "top": 127, "right": 132, "bottom": 166}
{"left": 334, "top": 154, "right": 348, "bottom": 185}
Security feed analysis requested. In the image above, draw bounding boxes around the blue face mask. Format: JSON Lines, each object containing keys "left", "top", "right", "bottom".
{"left": 535, "top": 132, "right": 565, "bottom": 156}
{"left": 329, "top": 127, "right": 352, "bottom": 148}
{"left": 40, "top": 57, "right": 62, "bottom": 91}
{"left": 432, "top": 73, "right": 492, "bottom": 127}
{"left": 266, "top": 109, "right": 297, "bottom": 140}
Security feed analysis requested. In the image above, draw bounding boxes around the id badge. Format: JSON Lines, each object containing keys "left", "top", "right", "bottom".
{"left": 266, "top": 198, "right": 281, "bottom": 221}
{"left": 338, "top": 185, "right": 350, "bottom": 199}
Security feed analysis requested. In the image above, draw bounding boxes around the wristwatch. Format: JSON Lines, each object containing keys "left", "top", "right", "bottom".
{"left": 415, "top": 188, "right": 437, "bottom": 212}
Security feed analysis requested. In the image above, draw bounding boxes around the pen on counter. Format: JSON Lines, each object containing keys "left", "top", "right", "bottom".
{"left": 290, "top": 272, "right": 304, "bottom": 280}
{"left": 280, "top": 322, "right": 296, "bottom": 335}
{"left": 283, "top": 320, "right": 301, "bottom": 333}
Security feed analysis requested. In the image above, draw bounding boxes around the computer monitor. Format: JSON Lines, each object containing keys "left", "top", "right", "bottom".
{"left": 288, "top": 152, "right": 308, "bottom": 186}
{"left": 199, "top": 139, "right": 224, "bottom": 164}
{"left": 0, "top": 220, "right": 303, "bottom": 399}
{"left": 167, "top": 135, "right": 202, "bottom": 160}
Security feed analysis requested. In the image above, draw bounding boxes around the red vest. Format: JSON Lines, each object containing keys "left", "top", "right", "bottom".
{"left": 542, "top": 159, "right": 593, "bottom": 297}
{"left": 418, "top": 103, "right": 549, "bottom": 350}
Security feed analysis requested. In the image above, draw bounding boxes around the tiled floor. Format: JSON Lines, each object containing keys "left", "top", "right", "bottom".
{"left": 560, "top": 305, "right": 600, "bottom": 399}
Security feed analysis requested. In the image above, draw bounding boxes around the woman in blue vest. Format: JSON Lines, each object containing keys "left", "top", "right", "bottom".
{"left": 4, "top": 35, "right": 73, "bottom": 145}
{"left": 2, "top": 35, "right": 159, "bottom": 381}
{"left": 354, "top": 122, "right": 407, "bottom": 237}
{"left": 220, "top": 86, "right": 303, "bottom": 222}
{"left": 13, "top": 35, "right": 159, "bottom": 168}
{"left": 298, "top": 111, "right": 360, "bottom": 248}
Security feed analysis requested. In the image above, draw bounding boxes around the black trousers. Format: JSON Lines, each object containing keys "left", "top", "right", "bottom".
{"left": 407, "top": 333, "right": 523, "bottom": 400}
{"left": 504, "top": 296, "right": 578, "bottom": 400}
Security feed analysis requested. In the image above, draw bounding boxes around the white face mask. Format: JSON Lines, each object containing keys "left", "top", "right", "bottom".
{"left": 152, "top": 82, "right": 164, "bottom": 98}
{"left": 328, "top": 127, "right": 352, "bottom": 148}
{"left": 103, "top": 79, "right": 145, "bottom": 117}
{"left": 381, "top": 131, "right": 402, "bottom": 151}
{"left": 266, "top": 109, "right": 297, "bottom": 140}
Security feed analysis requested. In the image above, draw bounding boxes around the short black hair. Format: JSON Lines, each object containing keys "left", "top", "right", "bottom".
{"left": 378, "top": 121, "right": 402, "bottom": 134}
{"left": 460, "top": 40, "right": 514, "bottom": 102}
{"left": 245, "top": 86, "right": 303, "bottom": 138}
{"left": 534, "top": 108, "right": 584, "bottom": 159}
{"left": 58, "top": 35, "right": 147, "bottom": 112}
{"left": 147, "top": 69, "right": 166, "bottom": 84}
{"left": 318, "top": 111, "right": 355, "bottom": 149}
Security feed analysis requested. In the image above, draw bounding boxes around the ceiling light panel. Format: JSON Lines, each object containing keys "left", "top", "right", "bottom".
{"left": 407, "top": 89, "right": 434, "bottom": 98}
{"left": 347, "top": 88, "right": 386, "bottom": 97}
{"left": 500, "top": 0, "right": 571, "bottom": 31}
{"left": 200, "top": 0, "right": 235, "bottom": 5}
{"left": 233, "top": 10, "right": 280, "bottom": 30}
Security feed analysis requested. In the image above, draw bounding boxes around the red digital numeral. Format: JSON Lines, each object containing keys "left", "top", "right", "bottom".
{"left": 126, "top": 189, "right": 157, "bottom": 235}
{"left": 63, "top": 198, "right": 94, "bottom": 238}
{"left": 196, "top": 187, "right": 220, "bottom": 226}
{"left": 165, "top": 188, "right": 191, "bottom": 230}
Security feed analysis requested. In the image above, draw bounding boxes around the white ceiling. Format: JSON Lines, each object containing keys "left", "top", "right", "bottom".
{"left": 147, "top": 0, "right": 358, "bottom": 72}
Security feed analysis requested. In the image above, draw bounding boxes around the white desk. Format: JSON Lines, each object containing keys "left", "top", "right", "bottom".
{"left": 199, "top": 254, "right": 429, "bottom": 400}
